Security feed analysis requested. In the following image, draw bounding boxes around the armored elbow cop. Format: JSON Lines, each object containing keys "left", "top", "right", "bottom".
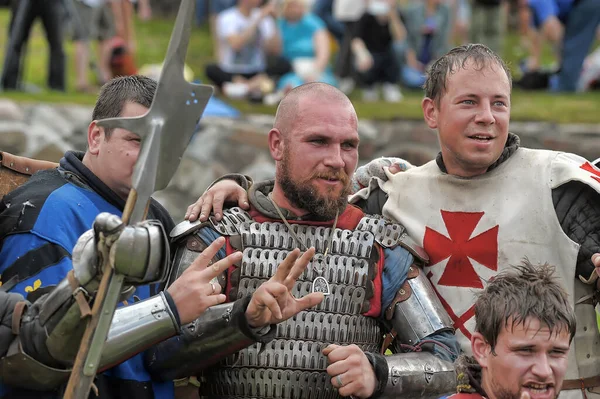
{"left": 72, "top": 212, "right": 171, "bottom": 291}
{"left": 386, "top": 265, "right": 454, "bottom": 345}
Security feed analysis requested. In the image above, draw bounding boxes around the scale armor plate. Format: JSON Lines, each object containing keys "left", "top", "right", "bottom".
{"left": 200, "top": 217, "right": 382, "bottom": 399}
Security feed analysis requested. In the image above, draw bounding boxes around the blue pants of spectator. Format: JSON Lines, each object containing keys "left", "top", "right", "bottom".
{"left": 358, "top": 48, "right": 399, "bottom": 87}
{"left": 401, "top": 66, "right": 427, "bottom": 89}
{"left": 393, "top": 41, "right": 427, "bottom": 89}
{"left": 556, "top": 0, "right": 600, "bottom": 91}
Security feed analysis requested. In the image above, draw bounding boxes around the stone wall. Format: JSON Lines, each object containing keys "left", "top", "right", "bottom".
{"left": 2, "top": 99, "right": 600, "bottom": 222}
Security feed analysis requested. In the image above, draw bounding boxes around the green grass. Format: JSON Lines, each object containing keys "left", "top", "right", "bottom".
{"left": 1, "top": 9, "right": 599, "bottom": 123}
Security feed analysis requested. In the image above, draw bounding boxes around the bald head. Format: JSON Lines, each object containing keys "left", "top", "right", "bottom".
{"left": 273, "top": 83, "right": 357, "bottom": 135}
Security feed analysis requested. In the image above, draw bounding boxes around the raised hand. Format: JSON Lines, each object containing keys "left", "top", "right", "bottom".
{"left": 185, "top": 179, "right": 249, "bottom": 222}
{"left": 167, "top": 237, "right": 242, "bottom": 324}
{"left": 323, "top": 344, "right": 377, "bottom": 398}
{"left": 245, "top": 248, "right": 324, "bottom": 328}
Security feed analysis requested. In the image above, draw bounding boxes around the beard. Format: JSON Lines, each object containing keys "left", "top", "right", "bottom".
{"left": 278, "top": 149, "right": 350, "bottom": 220}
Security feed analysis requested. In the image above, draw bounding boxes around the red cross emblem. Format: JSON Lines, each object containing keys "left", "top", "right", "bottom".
{"left": 427, "top": 271, "right": 475, "bottom": 339}
{"left": 423, "top": 210, "right": 499, "bottom": 289}
{"left": 580, "top": 162, "right": 600, "bottom": 184}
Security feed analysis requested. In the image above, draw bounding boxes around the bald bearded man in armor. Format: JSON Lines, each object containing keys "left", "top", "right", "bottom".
{"left": 144, "top": 82, "right": 461, "bottom": 399}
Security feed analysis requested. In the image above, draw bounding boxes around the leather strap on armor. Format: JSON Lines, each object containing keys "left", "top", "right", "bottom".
{"left": 562, "top": 376, "right": 600, "bottom": 390}
{"left": 379, "top": 352, "right": 456, "bottom": 399}
{"left": 0, "top": 151, "right": 58, "bottom": 176}
{"left": 66, "top": 269, "right": 91, "bottom": 319}
{"left": 11, "top": 301, "right": 27, "bottom": 335}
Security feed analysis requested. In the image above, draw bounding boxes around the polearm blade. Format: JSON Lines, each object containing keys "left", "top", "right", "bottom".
{"left": 63, "top": 0, "right": 213, "bottom": 396}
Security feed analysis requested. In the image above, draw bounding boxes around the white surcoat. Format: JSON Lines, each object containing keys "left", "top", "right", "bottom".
{"left": 353, "top": 148, "right": 600, "bottom": 398}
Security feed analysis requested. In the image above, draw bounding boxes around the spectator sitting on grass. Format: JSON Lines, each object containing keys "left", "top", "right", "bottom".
{"left": 521, "top": 0, "right": 600, "bottom": 92}
{"left": 396, "top": 0, "right": 451, "bottom": 89}
{"left": 275, "top": 0, "right": 338, "bottom": 92}
{"left": 204, "top": 0, "right": 291, "bottom": 101}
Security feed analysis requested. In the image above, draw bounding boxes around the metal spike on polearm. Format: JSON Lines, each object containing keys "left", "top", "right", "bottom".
{"left": 63, "top": 0, "right": 213, "bottom": 397}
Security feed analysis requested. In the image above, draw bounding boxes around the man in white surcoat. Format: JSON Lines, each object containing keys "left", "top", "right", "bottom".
{"left": 350, "top": 44, "right": 600, "bottom": 399}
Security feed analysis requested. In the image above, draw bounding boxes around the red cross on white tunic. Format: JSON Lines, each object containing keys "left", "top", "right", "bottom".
{"left": 422, "top": 210, "right": 499, "bottom": 338}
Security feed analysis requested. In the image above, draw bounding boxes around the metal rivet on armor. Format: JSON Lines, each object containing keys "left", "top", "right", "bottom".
{"left": 9, "top": 162, "right": 14, "bottom": 167}
{"left": 25, "top": 167, "right": 29, "bottom": 172}
{"left": 399, "top": 289, "right": 406, "bottom": 295}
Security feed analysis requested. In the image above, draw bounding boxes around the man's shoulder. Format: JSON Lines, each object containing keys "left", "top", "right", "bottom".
{"left": 547, "top": 149, "right": 600, "bottom": 194}
{"left": 1, "top": 169, "right": 67, "bottom": 235}
{"left": 216, "top": 7, "right": 238, "bottom": 26}
{"left": 219, "top": 7, "right": 246, "bottom": 23}
{"left": 1, "top": 168, "right": 113, "bottom": 240}
{"left": 3, "top": 168, "right": 65, "bottom": 202}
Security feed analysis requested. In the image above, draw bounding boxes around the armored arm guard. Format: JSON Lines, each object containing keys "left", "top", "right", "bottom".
{"left": 0, "top": 213, "right": 178, "bottom": 391}
{"left": 375, "top": 265, "right": 457, "bottom": 398}
{"left": 144, "top": 217, "right": 276, "bottom": 381}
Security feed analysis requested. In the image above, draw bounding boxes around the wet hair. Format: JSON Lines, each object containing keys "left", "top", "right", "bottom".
{"left": 424, "top": 43, "right": 512, "bottom": 105}
{"left": 474, "top": 259, "right": 576, "bottom": 353}
{"left": 92, "top": 75, "right": 156, "bottom": 138}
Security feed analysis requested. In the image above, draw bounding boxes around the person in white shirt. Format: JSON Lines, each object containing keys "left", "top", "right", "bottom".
{"left": 204, "top": 0, "right": 289, "bottom": 100}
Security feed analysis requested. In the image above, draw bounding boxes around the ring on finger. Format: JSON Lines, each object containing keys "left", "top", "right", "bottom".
{"left": 336, "top": 375, "right": 344, "bottom": 388}
{"left": 210, "top": 282, "right": 216, "bottom": 294}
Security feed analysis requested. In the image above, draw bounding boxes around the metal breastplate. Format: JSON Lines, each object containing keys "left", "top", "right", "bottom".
{"left": 200, "top": 217, "right": 383, "bottom": 399}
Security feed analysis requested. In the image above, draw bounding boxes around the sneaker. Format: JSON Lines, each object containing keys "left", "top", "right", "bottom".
{"left": 362, "top": 86, "right": 379, "bottom": 102}
{"left": 223, "top": 82, "right": 249, "bottom": 99}
{"left": 338, "top": 77, "right": 355, "bottom": 95}
{"left": 263, "top": 90, "right": 285, "bottom": 106}
{"left": 382, "top": 83, "right": 403, "bottom": 103}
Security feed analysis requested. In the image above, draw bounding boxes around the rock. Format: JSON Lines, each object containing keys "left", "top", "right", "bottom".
{"left": 0, "top": 99, "right": 24, "bottom": 122}
{"left": 23, "top": 124, "right": 72, "bottom": 162}
{"left": 29, "top": 104, "right": 75, "bottom": 139}
{"left": 185, "top": 125, "right": 230, "bottom": 164}
{"left": 0, "top": 122, "right": 28, "bottom": 154}
{"left": 167, "top": 156, "right": 218, "bottom": 199}
{"left": 240, "top": 154, "right": 275, "bottom": 182}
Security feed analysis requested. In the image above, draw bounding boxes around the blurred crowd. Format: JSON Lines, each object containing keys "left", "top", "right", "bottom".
{"left": 1, "top": 0, "right": 150, "bottom": 93}
{"left": 2, "top": 0, "right": 599, "bottom": 100}
{"left": 196, "top": 0, "right": 600, "bottom": 104}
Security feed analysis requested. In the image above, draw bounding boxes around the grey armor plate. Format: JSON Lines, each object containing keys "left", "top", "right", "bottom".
{"left": 200, "top": 219, "right": 382, "bottom": 399}
{"left": 210, "top": 207, "right": 253, "bottom": 236}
